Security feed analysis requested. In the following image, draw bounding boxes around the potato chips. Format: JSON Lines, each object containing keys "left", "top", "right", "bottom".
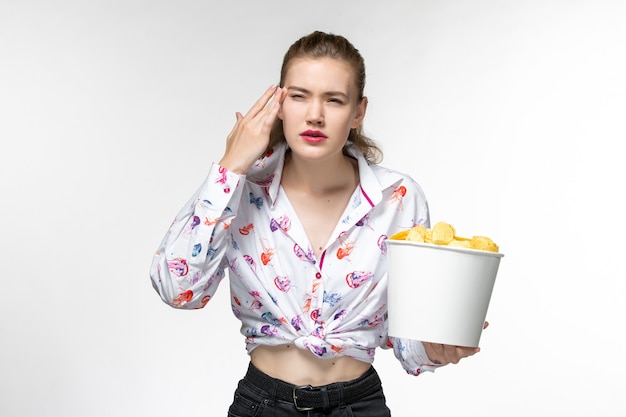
{"left": 390, "top": 222, "right": 499, "bottom": 253}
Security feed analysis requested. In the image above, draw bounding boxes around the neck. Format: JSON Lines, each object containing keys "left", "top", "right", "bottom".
{"left": 282, "top": 151, "right": 358, "bottom": 196}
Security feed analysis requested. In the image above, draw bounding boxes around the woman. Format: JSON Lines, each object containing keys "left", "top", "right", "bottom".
{"left": 150, "top": 31, "right": 483, "bottom": 416}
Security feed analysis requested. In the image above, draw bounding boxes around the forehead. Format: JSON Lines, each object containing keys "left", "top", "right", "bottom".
{"left": 283, "top": 57, "right": 356, "bottom": 94}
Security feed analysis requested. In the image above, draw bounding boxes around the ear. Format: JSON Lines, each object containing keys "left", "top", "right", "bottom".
{"left": 351, "top": 96, "right": 368, "bottom": 129}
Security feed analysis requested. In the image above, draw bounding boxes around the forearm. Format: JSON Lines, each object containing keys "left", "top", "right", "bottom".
{"left": 149, "top": 163, "right": 245, "bottom": 308}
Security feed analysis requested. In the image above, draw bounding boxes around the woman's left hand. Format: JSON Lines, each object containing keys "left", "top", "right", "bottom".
{"left": 422, "top": 321, "right": 489, "bottom": 365}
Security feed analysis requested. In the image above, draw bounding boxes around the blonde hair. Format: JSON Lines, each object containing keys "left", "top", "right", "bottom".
{"left": 266, "top": 31, "right": 383, "bottom": 164}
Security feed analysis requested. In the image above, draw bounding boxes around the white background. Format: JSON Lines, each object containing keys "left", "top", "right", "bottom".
{"left": 2, "top": 1, "right": 625, "bottom": 416}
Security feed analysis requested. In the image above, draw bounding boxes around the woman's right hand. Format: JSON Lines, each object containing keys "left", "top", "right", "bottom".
{"left": 218, "top": 85, "right": 285, "bottom": 174}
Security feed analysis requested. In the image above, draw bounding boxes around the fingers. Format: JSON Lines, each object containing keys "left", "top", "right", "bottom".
{"left": 245, "top": 85, "right": 280, "bottom": 118}
{"left": 454, "top": 345, "right": 480, "bottom": 363}
{"left": 264, "top": 87, "right": 285, "bottom": 124}
{"left": 423, "top": 342, "right": 445, "bottom": 365}
{"left": 423, "top": 342, "right": 481, "bottom": 365}
{"left": 236, "top": 86, "right": 285, "bottom": 131}
{"left": 228, "top": 86, "right": 283, "bottom": 141}
{"left": 220, "top": 85, "right": 285, "bottom": 174}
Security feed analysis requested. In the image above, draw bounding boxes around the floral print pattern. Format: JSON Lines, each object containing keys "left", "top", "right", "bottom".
{"left": 150, "top": 144, "right": 441, "bottom": 375}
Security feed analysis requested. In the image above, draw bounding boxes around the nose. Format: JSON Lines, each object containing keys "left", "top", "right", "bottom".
{"left": 306, "top": 100, "right": 324, "bottom": 125}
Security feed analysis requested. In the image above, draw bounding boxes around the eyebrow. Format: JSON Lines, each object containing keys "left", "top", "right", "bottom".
{"left": 286, "top": 86, "right": 350, "bottom": 100}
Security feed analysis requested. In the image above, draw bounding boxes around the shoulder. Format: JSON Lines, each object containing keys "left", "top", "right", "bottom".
{"left": 365, "top": 161, "right": 430, "bottom": 227}
{"left": 368, "top": 162, "right": 427, "bottom": 200}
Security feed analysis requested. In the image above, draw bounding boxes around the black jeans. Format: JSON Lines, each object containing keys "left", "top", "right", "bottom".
{"left": 227, "top": 363, "right": 392, "bottom": 417}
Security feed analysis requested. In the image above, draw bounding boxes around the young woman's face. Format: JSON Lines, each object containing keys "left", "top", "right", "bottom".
{"left": 279, "top": 57, "right": 367, "bottom": 162}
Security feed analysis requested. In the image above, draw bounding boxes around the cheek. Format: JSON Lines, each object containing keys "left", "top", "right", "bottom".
{"left": 279, "top": 101, "right": 302, "bottom": 123}
{"left": 330, "top": 110, "right": 358, "bottom": 130}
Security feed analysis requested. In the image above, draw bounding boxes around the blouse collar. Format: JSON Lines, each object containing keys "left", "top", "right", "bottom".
{"left": 246, "top": 143, "right": 404, "bottom": 208}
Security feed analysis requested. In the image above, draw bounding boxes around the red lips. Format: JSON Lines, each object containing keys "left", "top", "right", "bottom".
{"left": 300, "top": 130, "right": 328, "bottom": 143}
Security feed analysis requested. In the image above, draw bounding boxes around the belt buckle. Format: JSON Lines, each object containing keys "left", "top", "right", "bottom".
{"left": 292, "top": 384, "right": 315, "bottom": 411}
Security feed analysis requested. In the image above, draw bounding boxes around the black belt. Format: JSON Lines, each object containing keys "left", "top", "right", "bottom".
{"left": 244, "top": 362, "right": 382, "bottom": 411}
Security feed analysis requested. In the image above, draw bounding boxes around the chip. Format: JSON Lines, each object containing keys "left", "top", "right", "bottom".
{"left": 389, "top": 229, "right": 410, "bottom": 240}
{"left": 469, "top": 236, "right": 499, "bottom": 252}
{"left": 407, "top": 225, "right": 428, "bottom": 242}
{"left": 447, "top": 239, "right": 471, "bottom": 249}
{"left": 390, "top": 222, "right": 499, "bottom": 253}
{"left": 431, "top": 222, "right": 455, "bottom": 245}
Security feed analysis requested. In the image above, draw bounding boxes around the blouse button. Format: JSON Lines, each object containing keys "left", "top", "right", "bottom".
{"left": 315, "top": 272, "right": 322, "bottom": 279}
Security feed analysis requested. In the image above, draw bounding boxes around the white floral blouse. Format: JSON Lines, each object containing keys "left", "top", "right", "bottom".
{"left": 150, "top": 144, "right": 441, "bottom": 375}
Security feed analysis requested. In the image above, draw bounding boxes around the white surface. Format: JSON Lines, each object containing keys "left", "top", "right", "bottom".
{"left": 1, "top": 1, "right": 625, "bottom": 416}
{"left": 387, "top": 240, "right": 503, "bottom": 347}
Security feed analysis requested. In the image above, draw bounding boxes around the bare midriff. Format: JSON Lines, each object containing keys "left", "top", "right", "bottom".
{"left": 250, "top": 344, "right": 372, "bottom": 386}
